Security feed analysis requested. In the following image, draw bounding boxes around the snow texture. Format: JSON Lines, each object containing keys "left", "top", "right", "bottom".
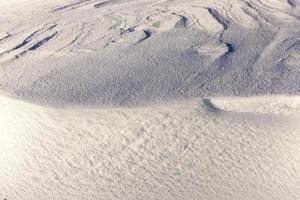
{"left": 0, "top": 95, "right": 300, "bottom": 200}
{"left": 0, "top": 0, "right": 299, "bottom": 106}
{"left": 0, "top": 0, "right": 300, "bottom": 199}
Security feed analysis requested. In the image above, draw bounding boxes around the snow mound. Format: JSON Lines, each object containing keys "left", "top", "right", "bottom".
{"left": 0, "top": 0, "right": 299, "bottom": 106}
{"left": 0, "top": 94, "right": 299, "bottom": 200}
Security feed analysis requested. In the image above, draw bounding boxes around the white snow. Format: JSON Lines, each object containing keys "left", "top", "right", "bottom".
{"left": 0, "top": 0, "right": 299, "bottom": 199}
{"left": 0, "top": 95, "right": 299, "bottom": 200}
{"left": 0, "top": 0, "right": 299, "bottom": 105}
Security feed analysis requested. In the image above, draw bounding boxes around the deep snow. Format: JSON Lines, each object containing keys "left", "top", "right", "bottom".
{"left": 0, "top": 0, "right": 299, "bottom": 105}
{"left": 0, "top": 95, "right": 299, "bottom": 200}
{"left": 0, "top": 0, "right": 300, "bottom": 199}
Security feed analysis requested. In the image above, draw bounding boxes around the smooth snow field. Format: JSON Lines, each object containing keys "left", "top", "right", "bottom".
{"left": 0, "top": 0, "right": 300, "bottom": 199}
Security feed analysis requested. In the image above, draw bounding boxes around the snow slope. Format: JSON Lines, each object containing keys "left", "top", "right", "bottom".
{"left": 0, "top": 0, "right": 299, "bottom": 105}
{"left": 0, "top": 95, "right": 299, "bottom": 200}
{"left": 0, "top": 0, "right": 300, "bottom": 199}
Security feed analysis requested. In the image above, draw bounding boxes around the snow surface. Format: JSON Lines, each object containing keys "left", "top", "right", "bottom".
{"left": 0, "top": 0, "right": 300, "bottom": 199}
{"left": 0, "top": 95, "right": 299, "bottom": 200}
{"left": 0, "top": 0, "right": 299, "bottom": 105}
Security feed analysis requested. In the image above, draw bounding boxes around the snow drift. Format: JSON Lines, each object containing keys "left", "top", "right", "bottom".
{"left": 0, "top": 0, "right": 299, "bottom": 105}
{"left": 0, "top": 0, "right": 300, "bottom": 199}
{"left": 0, "top": 95, "right": 299, "bottom": 200}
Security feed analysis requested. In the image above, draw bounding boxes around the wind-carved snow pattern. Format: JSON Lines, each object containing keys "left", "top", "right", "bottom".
{"left": 0, "top": 0, "right": 299, "bottom": 106}
{"left": 0, "top": 0, "right": 298, "bottom": 106}
{"left": 0, "top": 0, "right": 300, "bottom": 199}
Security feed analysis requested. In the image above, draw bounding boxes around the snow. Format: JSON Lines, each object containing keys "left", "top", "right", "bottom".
{"left": 0, "top": 0, "right": 299, "bottom": 199}
{"left": 0, "top": 0, "right": 299, "bottom": 105}
{"left": 0, "top": 95, "right": 299, "bottom": 199}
